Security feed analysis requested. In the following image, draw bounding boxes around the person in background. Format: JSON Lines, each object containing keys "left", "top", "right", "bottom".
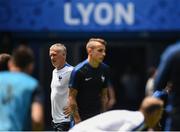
{"left": 68, "top": 38, "right": 110, "bottom": 123}
{"left": 49, "top": 43, "right": 74, "bottom": 131}
{"left": 69, "top": 97, "right": 164, "bottom": 132}
{"left": 0, "top": 45, "right": 44, "bottom": 131}
{"left": 0, "top": 53, "right": 11, "bottom": 71}
{"left": 120, "top": 67, "right": 140, "bottom": 110}
{"left": 154, "top": 41, "right": 180, "bottom": 131}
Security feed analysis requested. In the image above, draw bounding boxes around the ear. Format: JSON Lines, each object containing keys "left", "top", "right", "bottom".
{"left": 87, "top": 47, "right": 92, "bottom": 55}
{"left": 8, "top": 59, "right": 13, "bottom": 70}
{"left": 26, "top": 63, "right": 34, "bottom": 74}
{"left": 63, "top": 54, "right": 66, "bottom": 60}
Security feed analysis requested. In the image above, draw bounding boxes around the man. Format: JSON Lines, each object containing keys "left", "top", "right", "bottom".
{"left": 69, "top": 38, "right": 110, "bottom": 123}
{"left": 0, "top": 45, "right": 44, "bottom": 130}
{"left": 154, "top": 41, "right": 180, "bottom": 131}
{"left": 69, "top": 97, "right": 164, "bottom": 131}
{"left": 0, "top": 53, "right": 11, "bottom": 71}
{"left": 49, "top": 43, "right": 74, "bottom": 131}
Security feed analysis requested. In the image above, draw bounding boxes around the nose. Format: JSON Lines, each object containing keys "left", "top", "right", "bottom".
{"left": 102, "top": 51, "right": 106, "bottom": 56}
{"left": 51, "top": 56, "right": 55, "bottom": 60}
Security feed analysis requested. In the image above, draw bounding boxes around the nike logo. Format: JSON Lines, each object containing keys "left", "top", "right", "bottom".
{"left": 85, "top": 77, "right": 92, "bottom": 81}
{"left": 101, "top": 75, "right": 105, "bottom": 82}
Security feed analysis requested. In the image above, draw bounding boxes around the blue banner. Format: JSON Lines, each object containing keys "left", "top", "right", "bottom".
{"left": 0, "top": 0, "right": 180, "bottom": 32}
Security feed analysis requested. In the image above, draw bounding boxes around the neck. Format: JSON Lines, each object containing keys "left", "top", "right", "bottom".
{"left": 10, "top": 66, "right": 29, "bottom": 74}
{"left": 10, "top": 66, "right": 21, "bottom": 72}
{"left": 87, "top": 57, "right": 100, "bottom": 68}
{"left": 56, "top": 62, "right": 66, "bottom": 70}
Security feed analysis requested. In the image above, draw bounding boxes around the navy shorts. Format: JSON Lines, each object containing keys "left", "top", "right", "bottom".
{"left": 52, "top": 121, "right": 71, "bottom": 131}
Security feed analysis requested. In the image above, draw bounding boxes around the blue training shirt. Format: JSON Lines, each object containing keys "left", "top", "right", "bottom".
{"left": 0, "top": 71, "right": 38, "bottom": 131}
{"left": 69, "top": 59, "right": 110, "bottom": 120}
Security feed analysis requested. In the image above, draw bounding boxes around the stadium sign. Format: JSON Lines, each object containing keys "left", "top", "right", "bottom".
{"left": 64, "top": 2, "right": 134, "bottom": 26}
{"left": 0, "top": 0, "right": 179, "bottom": 31}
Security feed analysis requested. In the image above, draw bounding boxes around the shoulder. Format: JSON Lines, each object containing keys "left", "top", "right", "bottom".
{"left": 73, "top": 60, "right": 88, "bottom": 72}
{"left": 101, "top": 63, "right": 110, "bottom": 69}
{"left": 64, "top": 63, "right": 74, "bottom": 72}
{"left": 127, "top": 111, "right": 144, "bottom": 125}
{"left": 21, "top": 73, "right": 38, "bottom": 86}
{"left": 0, "top": 72, "right": 38, "bottom": 89}
{"left": 162, "top": 42, "right": 180, "bottom": 59}
{"left": 0, "top": 71, "right": 11, "bottom": 80}
{"left": 70, "top": 60, "right": 88, "bottom": 79}
{"left": 52, "top": 69, "right": 56, "bottom": 74}
{"left": 100, "top": 63, "right": 110, "bottom": 73}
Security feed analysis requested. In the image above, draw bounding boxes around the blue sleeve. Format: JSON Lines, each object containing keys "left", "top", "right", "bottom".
{"left": 153, "top": 50, "right": 172, "bottom": 92}
{"left": 153, "top": 90, "right": 168, "bottom": 99}
{"left": 69, "top": 69, "right": 82, "bottom": 90}
{"left": 32, "top": 85, "right": 44, "bottom": 104}
{"left": 153, "top": 90, "right": 169, "bottom": 106}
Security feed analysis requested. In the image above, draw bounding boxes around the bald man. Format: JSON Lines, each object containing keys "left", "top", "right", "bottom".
{"left": 69, "top": 97, "right": 164, "bottom": 131}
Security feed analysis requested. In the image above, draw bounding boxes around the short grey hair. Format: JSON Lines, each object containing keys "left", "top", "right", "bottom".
{"left": 50, "top": 43, "right": 67, "bottom": 56}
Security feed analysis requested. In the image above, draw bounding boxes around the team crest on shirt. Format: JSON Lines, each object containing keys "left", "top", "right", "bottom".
{"left": 101, "top": 75, "right": 105, "bottom": 82}
{"left": 58, "top": 76, "right": 62, "bottom": 81}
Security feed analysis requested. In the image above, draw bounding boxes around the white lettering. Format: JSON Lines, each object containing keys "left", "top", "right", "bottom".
{"left": 64, "top": 3, "right": 80, "bottom": 25}
{"left": 77, "top": 3, "right": 94, "bottom": 25}
{"left": 115, "top": 2, "right": 134, "bottom": 25}
{"left": 95, "top": 2, "right": 113, "bottom": 25}
{"left": 64, "top": 2, "right": 135, "bottom": 26}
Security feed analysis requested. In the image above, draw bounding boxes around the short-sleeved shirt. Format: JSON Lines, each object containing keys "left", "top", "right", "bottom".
{"left": 69, "top": 59, "right": 110, "bottom": 120}
{"left": 51, "top": 63, "right": 73, "bottom": 123}
{"left": 0, "top": 71, "right": 39, "bottom": 131}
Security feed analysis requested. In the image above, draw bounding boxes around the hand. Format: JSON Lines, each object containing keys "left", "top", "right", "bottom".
{"left": 63, "top": 105, "right": 81, "bottom": 124}
{"left": 63, "top": 105, "right": 73, "bottom": 117}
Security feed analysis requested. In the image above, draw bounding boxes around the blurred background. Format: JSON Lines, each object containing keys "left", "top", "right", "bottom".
{"left": 0, "top": 0, "right": 180, "bottom": 130}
